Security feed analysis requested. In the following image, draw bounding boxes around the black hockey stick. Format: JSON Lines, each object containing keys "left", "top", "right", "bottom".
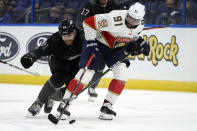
{"left": 75, "top": 54, "right": 129, "bottom": 98}
{"left": 48, "top": 54, "right": 95, "bottom": 124}
{"left": 58, "top": 54, "right": 129, "bottom": 102}
{"left": 0, "top": 60, "right": 40, "bottom": 76}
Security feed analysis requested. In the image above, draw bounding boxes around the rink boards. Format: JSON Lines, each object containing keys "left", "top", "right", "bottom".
{"left": 0, "top": 26, "right": 197, "bottom": 92}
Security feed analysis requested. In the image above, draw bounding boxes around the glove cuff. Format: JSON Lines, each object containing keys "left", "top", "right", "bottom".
{"left": 86, "top": 40, "right": 97, "bottom": 47}
{"left": 29, "top": 52, "right": 38, "bottom": 62}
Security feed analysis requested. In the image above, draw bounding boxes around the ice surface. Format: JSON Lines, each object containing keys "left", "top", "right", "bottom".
{"left": 0, "top": 84, "right": 197, "bottom": 131}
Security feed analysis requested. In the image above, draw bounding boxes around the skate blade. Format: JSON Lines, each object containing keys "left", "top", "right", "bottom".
{"left": 98, "top": 112, "right": 114, "bottom": 120}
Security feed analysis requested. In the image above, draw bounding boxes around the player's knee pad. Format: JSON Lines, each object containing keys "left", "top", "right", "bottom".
{"left": 112, "top": 63, "right": 128, "bottom": 81}
{"left": 75, "top": 69, "right": 95, "bottom": 84}
{"left": 49, "top": 73, "right": 66, "bottom": 88}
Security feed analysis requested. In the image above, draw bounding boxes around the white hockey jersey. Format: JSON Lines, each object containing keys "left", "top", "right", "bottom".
{"left": 83, "top": 10, "right": 144, "bottom": 49}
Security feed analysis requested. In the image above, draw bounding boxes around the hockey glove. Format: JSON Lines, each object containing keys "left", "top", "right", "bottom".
{"left": 124, "top": 37, "right": 143, "bottom": 56}
{"left": 141, "top": 42, "right": 150, "bottom": 56}
{"left": 124, "top": 37, "right": 150, "bottom": 56}
{"left": 86, "top": 40, "right": 97, "bottom": 48}
{"left": 86, "top": 40, "right": 98, "bottom": 53}
{"left": 20, "top": 52, "right": 37, "bottom": 69}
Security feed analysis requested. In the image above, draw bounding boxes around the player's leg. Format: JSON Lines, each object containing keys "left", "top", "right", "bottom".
{"left": 98, "top": 44, "right": 130, "bottom": 120}
{"left": 28, "top": 79, "right": 56, "bottom": 116}
{"left": 44, "top": 55, "right": 80, "bottom": 114}
{"left": 99, "top": 63, "right": 128, "bottom": 120}
{"left": 56, "top": 40, "right": 100, "bottom": 118}
{"left": 48, "top": 60, "right": 79, "bottom": 102}
{"left": 87, "top": 66, "right": 104, "bottom": 102}
{"left": 28, "top": 56, "right": 68, "bottom": 116}
{"left": 43, "top": 72, "right": 67, "bottom": 112}
{"left": 28, "top": 72, "right": 67, "bottom": 116}
{"left": 62, "top": 40, "right": 100, "bottom": 99}
{"left": 54, "top": 65, "right": 80, "bottom": 119}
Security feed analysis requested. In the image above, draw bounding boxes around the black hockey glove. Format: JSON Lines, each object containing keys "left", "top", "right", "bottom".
{"left": 86, "top": 40, "right": 97, "bottom": 48}
{"left": 141, "top": 42, "right": 150, "bottom": 56}
{"left": 20, "top": 52, "right": 37, "bottom": 69}
{"left": 125, "top": 37, "right": 150, "bottom": 56}
{"left": 124, "top": 37, "right": 143, "bottom": 56}
{"left": 86, "top": 40, "right": 98, "bottom": 53}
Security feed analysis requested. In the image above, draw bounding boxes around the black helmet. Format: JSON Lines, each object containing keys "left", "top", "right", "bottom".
{"left": 59, "top": 19, "right": 75, "bottom": 35}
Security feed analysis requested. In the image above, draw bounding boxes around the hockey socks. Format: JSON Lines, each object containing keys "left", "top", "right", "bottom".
{"left": 64, "top": 79, "right": 84, "bottom": 98}
{"left": 99, "top": 79, "right": 125, "bottom": 120}
{"left": 106, "top": 79, "right": 125, "bottom": 104}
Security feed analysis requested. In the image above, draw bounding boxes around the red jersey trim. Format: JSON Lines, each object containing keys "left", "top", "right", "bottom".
{"left": 84, "top": 16, "right": 97, "bottom": 30}
{"left": 100, "top": 31, "right": 116, "bottom": 48}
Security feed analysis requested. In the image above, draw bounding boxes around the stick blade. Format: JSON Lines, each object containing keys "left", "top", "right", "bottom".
{"left": 48, "top": 114, "right": 58, "bottom": 124}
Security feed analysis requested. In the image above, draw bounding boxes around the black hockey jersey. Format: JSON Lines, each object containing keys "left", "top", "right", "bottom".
{"left": 31, "top": 30, "right": 83, "bottom": 65}
{"left": 76, "top": 0, "right": 118, "bottom": 30}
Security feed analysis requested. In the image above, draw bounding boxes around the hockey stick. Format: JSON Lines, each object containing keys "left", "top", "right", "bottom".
{"left": 58, "top": 54, "right": 129, "bottom": 102}
{"left": 75, "top": 54, "right": 129, "bottom": 98}
{"left": 0, "top": 60, "right": 40, "bottom": 76}
{"left": 53, "top": 54, "right": 129, "bottom": 124}
{"left": 48, "top": 53, "right": 95, "bottom": 124}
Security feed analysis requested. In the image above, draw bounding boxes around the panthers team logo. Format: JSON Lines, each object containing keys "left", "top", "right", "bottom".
{"left": 0, "top": 32, "right": 20, "bottom": 61}
{"left": 113, "top": 37, "right": 132, "bottom": 48}
{"left": 98, "top": 19, "right": 108, "bottom": 29}
{"left": 27, "top": 32, "right": 53, "bottom": 64}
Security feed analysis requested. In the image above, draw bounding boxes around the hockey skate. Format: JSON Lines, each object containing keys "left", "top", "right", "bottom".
{"left": 27, "top": 99, "right": 43, "bottom": 117}
{"left": 99, "top": 102, "right": 116, "bottom": 120}
{"left": 56, "top": 102, "right": 71, "bottom": 120}
{"left": 44, "top": 99, "right": 54, "bottom": 113}
{"left": 88, "top": 87, "right": 98, "bottom": 102}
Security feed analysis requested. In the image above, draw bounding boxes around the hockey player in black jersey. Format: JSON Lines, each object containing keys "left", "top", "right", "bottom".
{"left": 20, "top": 19, "right": 84, "bottom": 116}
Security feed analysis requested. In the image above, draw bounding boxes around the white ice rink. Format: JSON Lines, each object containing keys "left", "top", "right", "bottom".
{"left": 0, "top": 84, "right": 197, "bottom": 131}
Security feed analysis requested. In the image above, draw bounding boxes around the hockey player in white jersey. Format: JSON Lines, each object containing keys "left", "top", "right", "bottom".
{"left": 56, "top": 2, "right": 150, "bottom": 120}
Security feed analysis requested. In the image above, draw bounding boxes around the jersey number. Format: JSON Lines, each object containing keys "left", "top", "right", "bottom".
{"left": 113, "top": 16, "right": 123, "bottom": 26}
{"left": 81, "top": 8, "right": 90, "bottom": 16}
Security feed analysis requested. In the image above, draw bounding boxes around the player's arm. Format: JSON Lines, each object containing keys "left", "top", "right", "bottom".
{"left": 83, "top": 14, "right": 111, "bottom": 41}
{"left": 20, "top": 37, "right": 53, "bottom": 69}
{"left": 33, "top": 37, "right": 53, "bottom": 57}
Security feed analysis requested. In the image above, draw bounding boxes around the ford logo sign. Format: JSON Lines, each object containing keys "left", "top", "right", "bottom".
{"left": 27, "top": 32, "right": 53, "bottom": 64}
{"left": 0, "top": 32, "right": 20, "bottom": 61}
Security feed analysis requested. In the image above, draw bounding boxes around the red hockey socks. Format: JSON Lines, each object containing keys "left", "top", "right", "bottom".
{"left": 64, "top": 79, "right": 84, "bottom": 98}
{"left": 105, "top": 79, "right": 125, "bottom": 104}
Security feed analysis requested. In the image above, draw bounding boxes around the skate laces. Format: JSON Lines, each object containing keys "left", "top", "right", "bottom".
{"left": 103, "top": 102, "right": 113, "bottom": 111}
